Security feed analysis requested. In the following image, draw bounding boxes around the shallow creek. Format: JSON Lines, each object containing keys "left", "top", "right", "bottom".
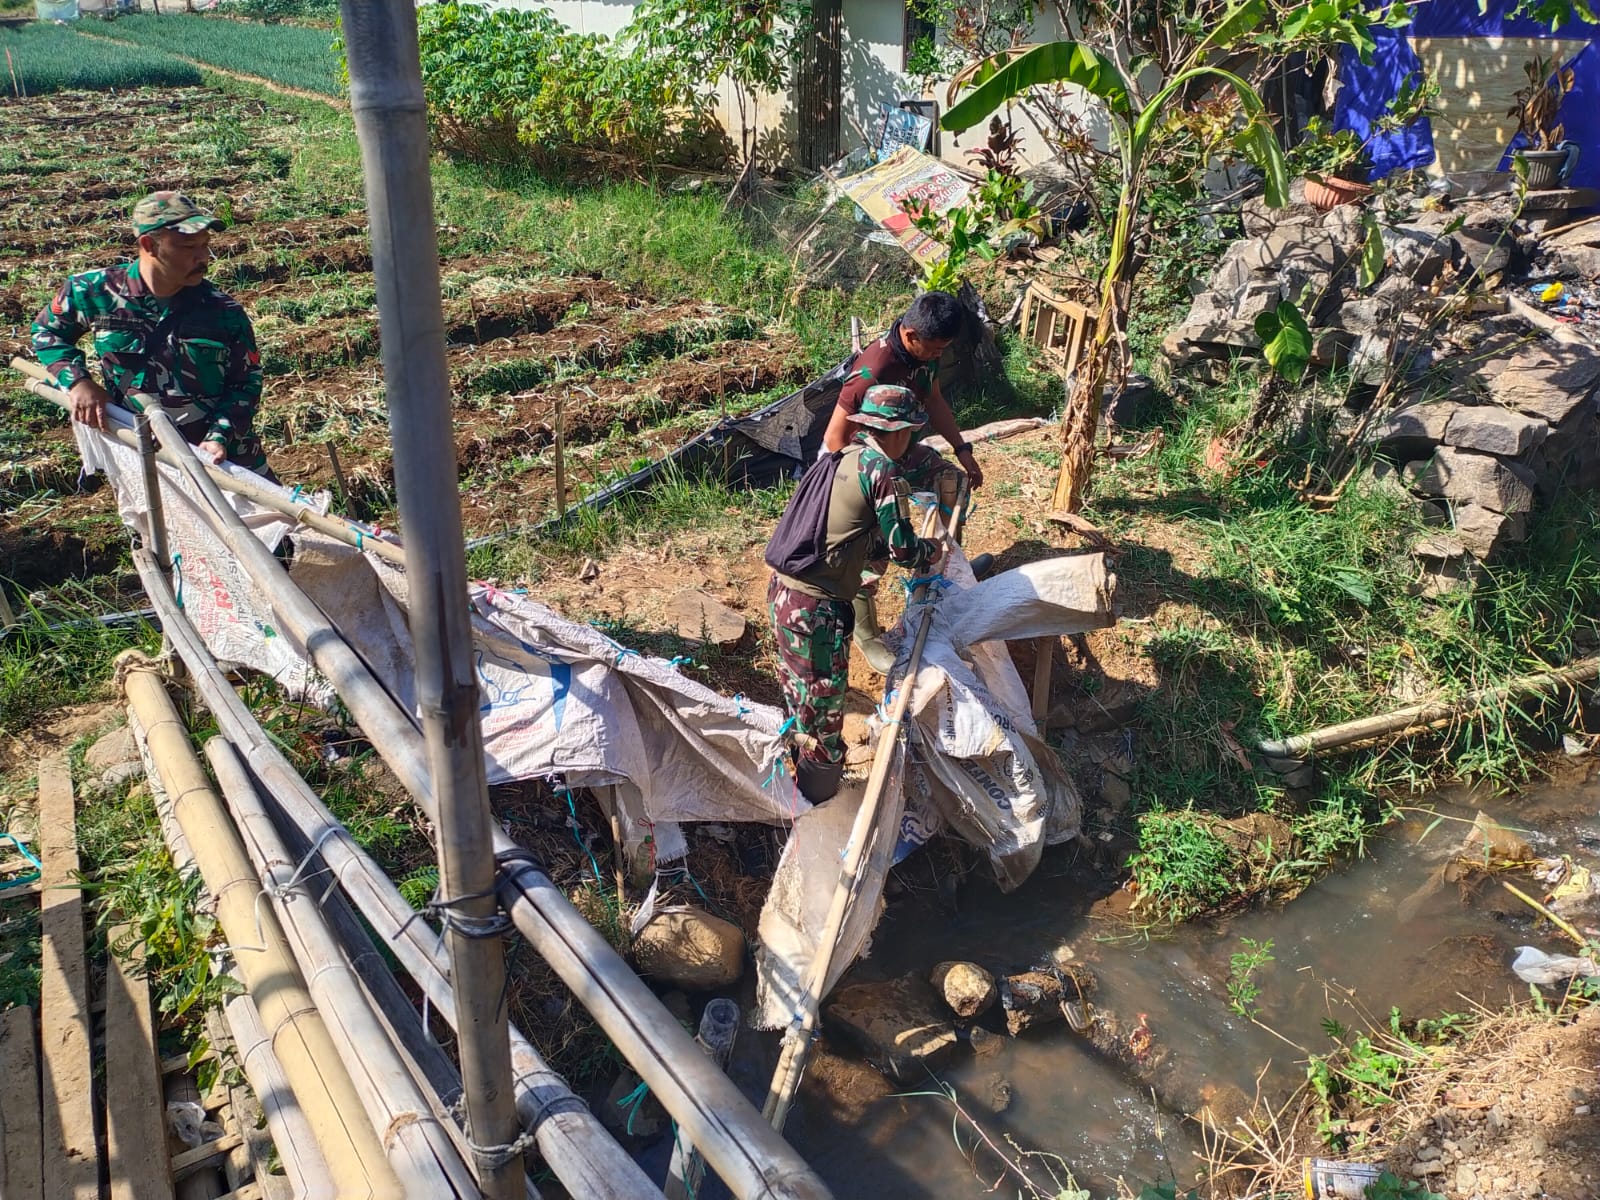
{"left": 748, "top": 764, "right": 1600, "bottom": 1197}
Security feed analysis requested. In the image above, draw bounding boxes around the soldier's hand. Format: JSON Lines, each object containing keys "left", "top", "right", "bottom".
{"left": 956, "top": 446, "right": 984, "bottom": 488}
{"left": 197, "top": 440, "right": 228, "bottom": 466}
{"left": 67, "top": 379, "right": 109, "bottom": 432}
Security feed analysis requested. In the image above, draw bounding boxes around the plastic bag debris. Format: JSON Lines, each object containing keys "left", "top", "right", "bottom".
{"left": 1511, "top": 944, "right": 1600, "bottom": 986}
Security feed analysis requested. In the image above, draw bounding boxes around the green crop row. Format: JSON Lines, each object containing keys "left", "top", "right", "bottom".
{"left": 0, "top": 23, "right": 201, "bottom": 96}
{"left": 76, "top": 12, "right": 342, "bottom": 97}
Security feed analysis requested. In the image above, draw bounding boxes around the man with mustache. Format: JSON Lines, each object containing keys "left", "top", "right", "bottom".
{"left": 31, "top": 191, "right": 270, "bottom": 474}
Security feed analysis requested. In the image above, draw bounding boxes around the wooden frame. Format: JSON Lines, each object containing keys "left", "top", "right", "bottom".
{"left": 1018, "top": 283, "right": 1096, "bottom": 371}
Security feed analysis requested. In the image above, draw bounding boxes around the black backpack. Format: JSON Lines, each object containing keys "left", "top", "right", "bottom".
{"left": 764, "top": 448, "right": 854, "bottom": 576}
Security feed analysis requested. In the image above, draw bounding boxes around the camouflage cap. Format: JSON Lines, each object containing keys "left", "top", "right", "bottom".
{"left": 132, "top": 191, "right": 224, "bottom": 237}
{"left": 854, "top": 384, "right": 927, "bottom": 432}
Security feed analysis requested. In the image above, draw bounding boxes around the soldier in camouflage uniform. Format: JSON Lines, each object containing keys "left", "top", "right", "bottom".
{"left": 31, "top": 191, "right": 270, "bottom": 474}
{"left": 823, "top": 290, "right": 986, "bottom": 670}
{"left": 768, "top": 385, "right": 944, "bottom": 803}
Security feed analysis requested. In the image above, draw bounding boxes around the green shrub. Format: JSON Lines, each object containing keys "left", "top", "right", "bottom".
{"left": 218, "top": 0, "right": 339, "bottom": 25}
{"left": 78, "top": 12, "right": 342, "bottom": 96}
{"left": 412, "top": 2, "right": 709, "bottom": 163}
{"left": 0, "top": 23, "right": 201, "bottom": 95}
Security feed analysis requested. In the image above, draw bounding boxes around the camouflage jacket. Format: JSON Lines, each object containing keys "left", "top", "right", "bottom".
{"left": 776, "top": 437, "right": 940, "bottom": 601}
{"left": 31, "top": 262, "right": 262, "bottom": 457}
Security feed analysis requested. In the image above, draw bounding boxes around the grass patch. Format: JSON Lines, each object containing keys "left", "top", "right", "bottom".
{"left": 76, "top": 13, "right": 343, "bottom": 95}
{"left": 1096, "top": 365, "right": 1600, "bottom": 921}
{"left": 0, "top": 22, "right": 201, "bottom": 94}
{"left": 0, "top": 587, "right": 159, "bottom": 732}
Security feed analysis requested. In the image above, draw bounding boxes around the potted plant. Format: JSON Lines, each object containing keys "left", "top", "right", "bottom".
{"left": 1508, "top": 54, "right": 1578, "bottom": 189}
{"left": 1289, "top": 117, "right": 1373, "bottom": 210}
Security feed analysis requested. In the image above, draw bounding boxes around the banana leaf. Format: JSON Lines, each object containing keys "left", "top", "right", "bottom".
{"left": 940, "top": 41, "right": 1130, "bottom": 132}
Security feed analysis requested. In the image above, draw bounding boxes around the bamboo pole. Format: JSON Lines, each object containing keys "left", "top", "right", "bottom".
{"left": 553, "top": 393, "right": 568, "bottom": 521}
{"left": 121, "top": 467, "right": 830, "bottom": 1200}
{"left": 8, "top": 357, "right": 406, "bottom": 567}
{"left": 223, "top": 994, "right": 336, "bottom": 1200}
{"left": 204, "top": 737, "right": 478, "bottom": 1198}
{"left": 130, "top": 548, "right": 662, "bottom": 1200}
{"left": 338, "top": 4, "right": 520, "bottom": 1191}
{"left": 665, "top": 999, "right": 740, "bottom": 1200}
{"left": 121, "top": 434, "right": 830, "bottom": 1193}
{"left": 763, "top": 504, "right": 949, "bottom": 1132}
{"left": 1256, "top": 654, "right": 1600, "bottom": 759}
{"left": 121, "top": 661, "right": 401, "bottom": 1200}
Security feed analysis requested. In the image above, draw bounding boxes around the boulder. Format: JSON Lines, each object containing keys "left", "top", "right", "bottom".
{"left": 824, "top": 972, "right": 957, "bottom": 1081}
{"left": 1487, "top": 344, "right": 1600, "bottom": 423}
{"left": 1450, "top": 502, "right": 1527, "bottom": 559}
{"left": 929, "top": 961, "right": 996, "bottom": 1019}
{"left": 1442, "top": 406, "right": 1548, "bottom": 457}
{"left": 1242, "top": 195, "right": 1321, "bottom": 238}
{"left": 968, "top": 1026, "right": 1005, "bottom": 1058}
{"left": 1365, "top": 399, "right": 1459, "bottom": 457}
{"left": 1381, "top": 221, "right": 1459, "bottom": 285}
{"left": 1454, "top": 224, "right": 1513, "bottom": 280}
{"left": 632, "top": 906, "right": 745, "bottom": 990}
{"left": 1405, "top": 448, "right": 1535, "bottom": 514}
{"left": 1462, "top": 810, "right": 1531, "bottom": 865}
{"left": 664, "top": 589, "right": 746, "bottom": 650}
{"left": 601, "top": 1070, "right": 667, "bottom": 1144}
{"left": 1411, "top": 562, "right": 1481, "bottom": 599}
{"left": 85, "top": 725, "right": 136, "bottom": 772}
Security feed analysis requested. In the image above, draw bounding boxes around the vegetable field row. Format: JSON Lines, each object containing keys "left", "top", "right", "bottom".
{"left": 76, "top": 13, "right": 342, "bottom": 96}
{"left": 0, "top": 22, "right": 201, "bottom": 96}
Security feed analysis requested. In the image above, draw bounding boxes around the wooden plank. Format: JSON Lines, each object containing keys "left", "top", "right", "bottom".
{"left": 1032, "top": 636, "right": 1054, "bottom": 728}
{"left": 106, "top": 924, "right": 176, "bottom": 1200}
{"left": 0, "top": 1005, "right": 43, "bottom": 1200}
{"left": 171, "top": 1133, "right": 245, "bottom": 1181}
{"left": 36, "top": 755, "right": 100, "bottom": 1200}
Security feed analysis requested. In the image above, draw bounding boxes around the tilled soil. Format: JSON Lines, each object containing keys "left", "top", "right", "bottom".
{"left": 1, "top": 85, "right": 804, "bottom": 592}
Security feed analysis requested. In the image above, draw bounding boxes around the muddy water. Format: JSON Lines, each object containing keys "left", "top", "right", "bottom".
{"left": 768, "top": 765, "right": 1600, "bottom": 1198}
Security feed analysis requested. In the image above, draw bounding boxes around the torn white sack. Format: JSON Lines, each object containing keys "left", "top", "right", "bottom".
{"left": 755, "top": 545, "right": 1116, "bottom": 1027}
{"left": 75, "top": 413, "right": 335, "bottom": 700}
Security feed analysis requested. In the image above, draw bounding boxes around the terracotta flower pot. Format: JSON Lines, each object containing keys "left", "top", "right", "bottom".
{"left": 1304, "top": 175, "right": 1373, "bottom": 211}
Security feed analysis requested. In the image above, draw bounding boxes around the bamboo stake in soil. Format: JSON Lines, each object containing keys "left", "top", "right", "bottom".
{"left": 339, "top": 2, "right": 520, "bottom": 1191}
{"left": 554, "top": 392, "right": 568, "bottom": 521}
{"left": 130, "top": 548, "right": 663, "bottom": 1200}
{"left": 122, "top": 660, "right": 400, "bottom": 1200}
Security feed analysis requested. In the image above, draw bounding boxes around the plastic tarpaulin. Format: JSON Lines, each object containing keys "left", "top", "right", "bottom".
{"left": 286, "top": 533, "right": 805, "bottom": 864}
{"left": 74, "top": 413, "right": 335, "bottom": 701}
{"left": 76, "top": 414, "right": 803, "bottom": 863}
{"left": 1337, "top": 1, "right": 1600, "bottom": 188}
{"left": 755, "top": 543, "right": 1117, "bottom": 1028}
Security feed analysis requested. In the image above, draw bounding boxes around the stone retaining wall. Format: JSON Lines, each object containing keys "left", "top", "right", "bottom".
{"left": 1163, "top": 189, "right": 1600, "bottom": 573}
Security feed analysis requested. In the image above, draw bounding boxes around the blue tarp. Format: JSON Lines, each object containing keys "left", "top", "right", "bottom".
{"left": 1334, "top": 0, "right": 1600, "bottom": 189}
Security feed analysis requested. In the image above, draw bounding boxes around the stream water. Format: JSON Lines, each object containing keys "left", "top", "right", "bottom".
{"left": 749, "top": 763, "right": 1600, "bottom": 1198}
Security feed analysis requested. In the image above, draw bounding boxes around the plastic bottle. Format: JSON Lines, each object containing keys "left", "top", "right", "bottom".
{"left": 1304, "top": 1158, "right": 1385, "bottom": 1198}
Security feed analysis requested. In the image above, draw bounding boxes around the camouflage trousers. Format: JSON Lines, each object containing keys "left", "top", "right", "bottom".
{"left": 767, "top": 574, "right": 852, "bottom": 770}
{"left": 896, "top": 441, "right": 964, "bottom": 495}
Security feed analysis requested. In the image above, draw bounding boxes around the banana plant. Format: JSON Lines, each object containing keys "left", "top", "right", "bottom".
{"left": 940, "top": 0, "right": 1291, "bottom": 515}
